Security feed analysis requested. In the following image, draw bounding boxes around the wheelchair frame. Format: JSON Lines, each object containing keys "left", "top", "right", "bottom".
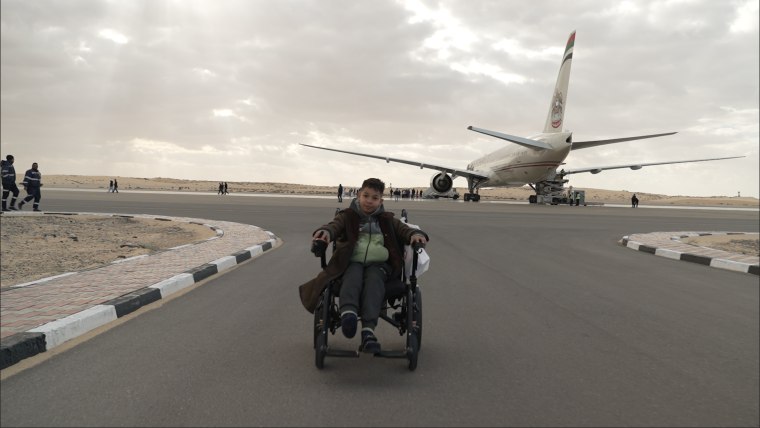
{"left": 311, "top": 235, "right": 423, "bottom": 371}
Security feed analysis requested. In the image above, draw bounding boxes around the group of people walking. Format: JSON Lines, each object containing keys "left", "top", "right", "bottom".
{"left": 338, "top": 184, "right": 427, "bottom": 203}
{"left": 1, "top": 154, "right": 43, "bottom": 212}
{"left": 218, "top": 182, "right": 229, "bottom": 195}
{"left": 388, "top": 187, "right": 423, "bottom": 201}
{"left": 108, "top": 179, "right": 119, "bottom": 193}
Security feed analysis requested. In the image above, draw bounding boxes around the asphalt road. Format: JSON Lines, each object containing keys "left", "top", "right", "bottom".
{"left": 1, "top": 189, "right": 758, "bottom": 427}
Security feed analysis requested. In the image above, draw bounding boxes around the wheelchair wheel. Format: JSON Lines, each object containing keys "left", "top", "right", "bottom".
{"left": 313, "top": 303, "right": 320, "bottom": 349}
{"left": 315, "top": 287, "right": 331, "bottom": 369}
{"left": 413, "top": 288, "right": 422, "bottom": 351}
{"left": 316, "top": 332, "right": 327, "bottom": 369}
{"left": 407, "top": 329, "right": 419, "bottom": 371}
{"left": 406, "top": 288, "right": 419, "bottom": 371}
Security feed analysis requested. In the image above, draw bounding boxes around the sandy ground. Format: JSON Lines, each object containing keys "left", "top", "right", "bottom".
{"left": 42, "top": 175, "right": 760, "bottom": 207}
{"left": 681, "top": 235, "right": 759, "bottom": 257}
{"left": 0, "top": 215, "right": 216, "bottom": 288}
{"left": 0, "top": 175, "right": 757, "bottom": 288}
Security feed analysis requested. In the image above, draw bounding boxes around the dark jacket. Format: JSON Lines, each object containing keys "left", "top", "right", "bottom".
{"left": 298, "top": 201, "right": 428, "bottom": 313}
{"left": 1, "top": 160, "right": 15, "bottom": 186}
{"left": 22, "top": 169, "right": 42, "bottom": 190}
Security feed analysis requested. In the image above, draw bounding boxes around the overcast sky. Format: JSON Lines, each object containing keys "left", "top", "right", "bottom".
{"left": 1, "top": 0, "right": 758, "bottom": 197}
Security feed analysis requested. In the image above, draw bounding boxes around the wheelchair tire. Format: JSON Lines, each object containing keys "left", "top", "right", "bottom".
{"left": 407, "top": 333, "right": 419, "bottom": 371}
{"left": 406, "top": 288, "right": 419, "bottom": 371}
{"left": 414, "top": 288, "right": 422, "bottom": 351}
{"left": 315, "top": 287, "right": 331, "bottom": 369}
{"left": 313, "top": 303, "right": 320, "bottom": 349}
{"left": 315, "top": 333, "right": 327, "bottom": 369}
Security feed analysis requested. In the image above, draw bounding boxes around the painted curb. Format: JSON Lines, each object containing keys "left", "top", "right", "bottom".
{"left": 0, "top": 212, "right": 279, "bottom": 370}
{"left": 620, "top": 232, "right": 759, "bottom": 276}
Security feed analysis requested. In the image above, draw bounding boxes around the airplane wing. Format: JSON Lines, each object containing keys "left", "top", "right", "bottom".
{"left": 571, "top": 132, "right": 678, "bottom": 150}
{"left": 466, "top": 126, "right": 553, "bottom": 150}
{"left": 562, "top": 155, "right": 745, "bottom": 175}
{"left": 299, "top": 143, "right": 490, "bottom": 181}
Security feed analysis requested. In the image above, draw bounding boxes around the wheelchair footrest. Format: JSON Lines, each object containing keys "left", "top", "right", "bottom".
{"left": 326, "top": 348, "right": 360, "bottom": 358}
{"left": 375, "top": 350, "right": 407, "bottom": 359}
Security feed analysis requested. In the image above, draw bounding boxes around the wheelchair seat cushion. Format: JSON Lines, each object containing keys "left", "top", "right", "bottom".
{"left": 384, "top": 278, "right": 405, "bottom": 299}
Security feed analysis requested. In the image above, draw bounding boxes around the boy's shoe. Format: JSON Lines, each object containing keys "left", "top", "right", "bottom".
{"left": 340, "top": 312, "right": 358, "bottom": 338}
{"left": 17, "top": 201, "right": 24, "bottom": 210}
{"left": 33, "top": 208, "right": 41, "bottom": 212}
{"left": 8, "top": 206, "right": 17, "bottom": 210}
{"left": 360, "top": 330, "right": 381, "bottom": 354}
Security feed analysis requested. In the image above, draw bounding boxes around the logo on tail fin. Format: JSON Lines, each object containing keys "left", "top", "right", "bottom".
{"left": 551, "top": 89, "right": 564, "bottom": 129}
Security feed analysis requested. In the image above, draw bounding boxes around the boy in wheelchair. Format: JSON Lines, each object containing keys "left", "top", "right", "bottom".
{"left": 299, "top": 178, "right": 428, "bottom": 354}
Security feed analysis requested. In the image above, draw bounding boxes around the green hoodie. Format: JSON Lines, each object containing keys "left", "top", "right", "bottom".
{"left": 349, "top": 198, "right": 389, "bottom": 264}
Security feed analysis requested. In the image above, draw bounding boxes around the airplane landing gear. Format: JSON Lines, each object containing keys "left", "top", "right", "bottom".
{"left": 464, "top": 177, "right": 485, "bottom": 202}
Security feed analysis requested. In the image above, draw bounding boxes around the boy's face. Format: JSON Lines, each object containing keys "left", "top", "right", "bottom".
{"left": 357, "top": 186, "right": 383, "bottom": 214}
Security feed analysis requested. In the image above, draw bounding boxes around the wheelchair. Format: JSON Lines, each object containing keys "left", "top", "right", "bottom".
{"left": 310, "top": 236, "right": 424, "bottom": 371}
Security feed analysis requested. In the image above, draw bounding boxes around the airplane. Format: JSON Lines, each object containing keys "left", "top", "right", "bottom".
{"left": 301, "top": 31, "right": 744, "bottom": 203}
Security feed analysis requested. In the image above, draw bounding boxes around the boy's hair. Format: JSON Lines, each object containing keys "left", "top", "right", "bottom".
{"left": 360, "top": 178, "right": 385, "bottom": 194}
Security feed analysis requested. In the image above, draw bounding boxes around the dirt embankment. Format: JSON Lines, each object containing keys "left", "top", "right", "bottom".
{"left": 682, "top": 235, "right": 759, "bottom": 256}
{"left": 0, "top": 215, "right": 216, "bottom": 288}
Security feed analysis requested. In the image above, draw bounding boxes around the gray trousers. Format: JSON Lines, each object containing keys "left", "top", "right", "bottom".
{"left": 340, "top": 262, "right": 389, "bottom": 330}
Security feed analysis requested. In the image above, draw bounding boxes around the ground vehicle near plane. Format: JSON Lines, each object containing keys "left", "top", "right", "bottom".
{"left": 530, "top": 189, "right": 586, "bottom": 205}
{"left": 311, "top": 235, "right": 424, "bottom": 371}
{"left": 421, "top": 186, "right": 460, "bottom": 200}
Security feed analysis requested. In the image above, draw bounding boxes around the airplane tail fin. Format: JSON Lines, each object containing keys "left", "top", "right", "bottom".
{"left": 543, "top": 31, "right": 575, "bottom": 133}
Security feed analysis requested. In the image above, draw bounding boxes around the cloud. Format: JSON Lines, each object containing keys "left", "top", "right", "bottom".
{"left": 98, "top": 28, "right": 129, "bottom": 44}
{"left": 0, "top": 0, "right": 757, "bottom": 197}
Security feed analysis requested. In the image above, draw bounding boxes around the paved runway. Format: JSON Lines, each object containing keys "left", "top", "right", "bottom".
{"left": 1, "top": 189, "right": 758, "bottom": 427}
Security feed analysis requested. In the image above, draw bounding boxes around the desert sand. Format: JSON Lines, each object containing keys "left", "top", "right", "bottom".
{"left": 42, "top": 175, "right": 760, "bottom": 208}
{"left": 0, "top": 215, "right": 216, "bottom": 288}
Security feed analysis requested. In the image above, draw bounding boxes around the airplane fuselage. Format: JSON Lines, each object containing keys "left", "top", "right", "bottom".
{"left": 469, "top": 131, "right": 572, "bottom": 187}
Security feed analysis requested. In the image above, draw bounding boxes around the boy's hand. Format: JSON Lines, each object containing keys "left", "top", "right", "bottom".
{"left": 312, "top": 230, "right": 330, "bottom": 243}
{"left": 409, "top": 234, "right": 427, "bottom": 245}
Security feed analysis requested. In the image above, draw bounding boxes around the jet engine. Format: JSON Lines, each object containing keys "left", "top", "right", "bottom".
{"left": 430, "top": 173, "right": 453, "bottom": 193}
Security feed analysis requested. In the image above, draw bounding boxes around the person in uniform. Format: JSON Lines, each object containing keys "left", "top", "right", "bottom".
{"left": 18, "top": 162, "right": 43, "bottom": 211}
{"left": 1, "top": 155, "right": 20, "bottom": 211}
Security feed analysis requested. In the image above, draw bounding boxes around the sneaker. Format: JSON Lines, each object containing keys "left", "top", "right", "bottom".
{"left": 8, "top": 206, "right": 17, "bottom": 211}
{"left": 360, "top": 330, "right": 381, "bottom": 354}
{"left": 33, "top": 208, "right": 41, "bottom": 212}
{"left": 340, "top": 312, "right": 357, "bottom": 338}
{"left": 17, "top": 202, "right": 24, "bottom": 210}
